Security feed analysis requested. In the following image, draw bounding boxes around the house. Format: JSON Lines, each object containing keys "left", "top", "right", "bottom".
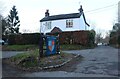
{"left": 40, "top": 5, "right": 90, "bottom": 34}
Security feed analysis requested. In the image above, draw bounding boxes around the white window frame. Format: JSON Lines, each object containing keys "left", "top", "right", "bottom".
{"left": 66, "top": 19, "right": 73, "bottom": 28}
{"left": 45, "top": 21, "right": 51, "bottom": 29}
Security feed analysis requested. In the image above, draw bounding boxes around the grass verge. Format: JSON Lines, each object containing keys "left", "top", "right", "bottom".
{"left": 2, "top": 44, "right": 96, "bottom": 51}
{"left": 61, "top": 44, "right": 96, "bottom": 50}
{"left": 7, "top": 49, "right": 75, "bottom": 70}
{"left": 2, "top": 45, "right": 39, "bottom": 51}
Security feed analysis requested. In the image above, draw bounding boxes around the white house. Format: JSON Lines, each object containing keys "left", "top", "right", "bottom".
{"left": 40, "top": 5, "right": 90, "bottom": 34}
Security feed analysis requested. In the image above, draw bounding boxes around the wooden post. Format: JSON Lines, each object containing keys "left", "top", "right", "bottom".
{"left": 39, "top": 33, "right": 44, "bottom": 60}
{"left": 57, "top": 34, "right": 60, "bottom": 54}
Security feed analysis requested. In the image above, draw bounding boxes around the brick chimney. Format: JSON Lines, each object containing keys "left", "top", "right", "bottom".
{"left": 45, "top": 9, "right": 49, "bottom": 17}
{"left": 78, "top": 5, "right": 83, "bottom": 13}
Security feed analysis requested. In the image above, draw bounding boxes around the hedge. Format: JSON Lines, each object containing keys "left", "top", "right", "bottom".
{"left": 47, "top": 30, "right": 95, "bottom": 46}
{"left": 2, "top": 30, "right": 95, "bottom": 46}
{"left": 2, "top": 33, "right": 40, "bottom": 45}
{"left": 109, "top": 31, "right": 120, "bottom": 45}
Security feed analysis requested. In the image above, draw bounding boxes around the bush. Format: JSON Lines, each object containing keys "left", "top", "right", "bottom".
{"left": 109, "top": 32, "right": 118, "bottom": 45}
{"left": 87, "top": 30, "right": 96, "bottom": 47}
{"left": 118, "top": 35, "right": 120, "bottom": 45}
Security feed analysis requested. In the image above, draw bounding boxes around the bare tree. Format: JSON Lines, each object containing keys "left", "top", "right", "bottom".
{"left": 95, "top": 31, "right": 103, "bottom": 44}
{"left": 102, "top": 32, "right": 110, "bottom": 44}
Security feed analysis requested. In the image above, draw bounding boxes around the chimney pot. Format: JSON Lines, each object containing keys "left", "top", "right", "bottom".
{"left": 78, "top": 5, "right": 83, "bottom": 13}
{"left": 45, "top": 9, "right": 49, "bottom": 17}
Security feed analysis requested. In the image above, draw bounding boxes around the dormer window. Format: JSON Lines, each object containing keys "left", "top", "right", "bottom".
{"left": 66, "top": 19, "right": 73, "bottom": 28}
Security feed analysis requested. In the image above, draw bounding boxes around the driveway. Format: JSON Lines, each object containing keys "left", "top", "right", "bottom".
{"left": 1, "top": 46, "right": 119, "bottom": 78}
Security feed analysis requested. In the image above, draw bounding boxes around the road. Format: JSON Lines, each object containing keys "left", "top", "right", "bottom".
{"left": 64, "top": 46, "right": 119, "bottom": 76}
{"left": 1, "top": 51, "right": 26, "bottom": 58}
{"left": 1, "top": 46, "right": 119, "bottom": 78}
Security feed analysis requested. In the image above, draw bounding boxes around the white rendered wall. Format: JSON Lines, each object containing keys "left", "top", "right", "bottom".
{"left": 40, "top": 14, "right": 86, "bottom": 34}
{"left": 79, "top": 14, "right": 86, "bottom": 30}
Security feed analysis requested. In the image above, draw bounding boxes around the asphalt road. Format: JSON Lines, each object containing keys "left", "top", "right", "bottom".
{"left": 1, "top": 45, "right": 119, "bottom": 78}
{"left": 64, "top": 46, "right": 119, "bottom": 76}
{"left": 1, "top": 51, "right": 25, "bottom": 58}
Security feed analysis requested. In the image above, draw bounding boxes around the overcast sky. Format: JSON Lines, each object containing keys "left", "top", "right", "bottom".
{"left": 0, "top": 0, "right": 119, "bottom": 34}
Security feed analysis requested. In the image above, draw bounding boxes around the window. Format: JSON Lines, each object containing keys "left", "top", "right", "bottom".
{"left": 45, "top": 21, "right": 51, "bottom": 29}
{"left": 66, "top": 20, "right": 68, "bottom": 28}
{"left": 66, "top": 19, "right": 73, "bottom": 28}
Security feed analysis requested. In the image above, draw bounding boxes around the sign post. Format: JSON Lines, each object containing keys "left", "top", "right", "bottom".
{"left": 39, "top": 33, "right": 44, "bottom": 60}
{"left": 39, "top": 34, "right": 60, "bottom": 59}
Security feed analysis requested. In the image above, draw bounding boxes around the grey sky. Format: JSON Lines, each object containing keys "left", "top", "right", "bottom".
{"left": 1, "top": 0, "right": 119, "bottom": 34}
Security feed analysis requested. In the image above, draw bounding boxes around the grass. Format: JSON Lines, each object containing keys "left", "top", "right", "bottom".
{"left": 60, "top": 44, "right": 95, "bottom": 50}
{"left": 2, "top": 44, "right": 96, "bottom": 51}
{"left": 11, "top": 49, "right": 39, "bottom": 60}
{"left": 10, "top": 49, "right": 41, "bottom": 67}
{"left": 2, "top": 45, "right": 39, "bottom": 51}
{"left": 10, "top": 49, "right": 74, "bottom": 68}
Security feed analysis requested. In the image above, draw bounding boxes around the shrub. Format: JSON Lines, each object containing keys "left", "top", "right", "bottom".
{"left": 87, "top": 30, "right": 96, "bottom": 47}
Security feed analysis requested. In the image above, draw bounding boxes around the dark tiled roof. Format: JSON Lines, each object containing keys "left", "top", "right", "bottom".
{"left": 83, "top": 13, "right": 90, "bottom": 26}
{"left": 40, "top": 12, "right": 90, "bottom": 26}
{"left": 40, "top": 13, "right": 81, "bottom": 22}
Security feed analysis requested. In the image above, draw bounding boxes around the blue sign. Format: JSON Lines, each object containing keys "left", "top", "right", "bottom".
{"left": 46, "top": 36, "right": 56, "bottom": 56}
